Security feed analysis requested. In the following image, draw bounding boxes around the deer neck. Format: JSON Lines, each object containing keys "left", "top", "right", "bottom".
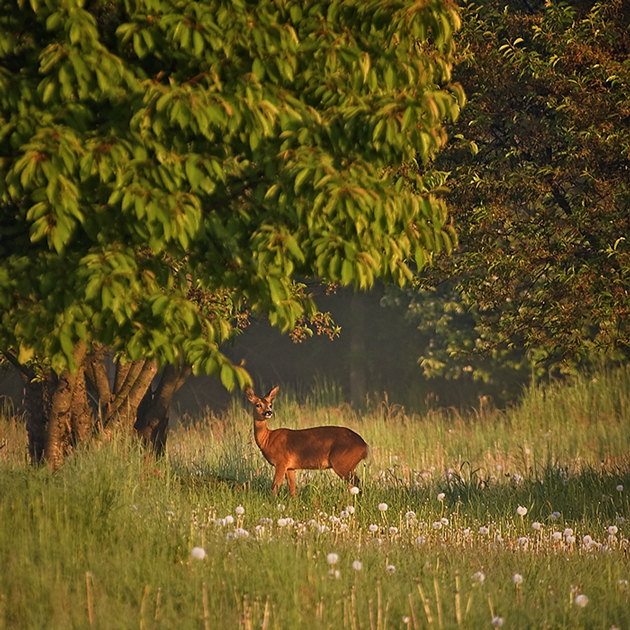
{"left": 254, "top": 418, "right": 272, "bottom": 451}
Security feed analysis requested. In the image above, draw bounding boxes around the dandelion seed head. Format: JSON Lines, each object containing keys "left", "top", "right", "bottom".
{"left": 479, "top": 526, "right": 490, "bottom": 535}
{"left": 512, "top": 573, "right": 523, "bottom": 585}
{"left": 552, "top": 531, "right": 562, "bottom": 541}
{"left": 352, "top": 560, "right": 363, "bottom": 571}
{"left": 235, "top": 505, "right": 245, "bottom": 516}
{"left": 608, "top": 525, "right": 618, "bottom": 535}
{"left": 191, "top": 547, "right": 206, "bottom": 560}
{"left": 369, "top": 524, "right": 379, "bottom": 533}
{"left": 385, "top": 564, "right": 396, "bottom": 575}
{"left": 432, "top": 521, "right": 442, "bottom": 530}
{"left": 347, "top": 506, "right": 355, "bottom": 515}
{"left": 378, "top": 503, "right": 388, "bottom": 512}
{"left": 224, "top": 515, "right": 234, "bottom": 525}
{"left": 574, "top": 594, "right": 588, "bottom": 607}
{"left": 441, "top": 517, "right": 449, "bottom": 526}
{"left": 566, "top": 535, "right": 576, "bottom": 545}
{"left": 492, "top": 616, "right": 504, "bottom": 627}
{"left": 616, "top": 484, "right": 623, "bottom": 492}
{"left": 532, "top": 521, "right": 542, "bottom": 531}
{"left": 437, "top": 492, "right": 445, "bottom": 502}
{"left": 389, "top": 526, "right": 398, "bottom": 536}
{"left": 415, "top": 535, "right": 426, "bottom": 545}
{"left": 516, "top": 506, "right": 527, "bottom": 516}
{"left": 350, "top": 486, "right": 360, "bottom": 495}
{"left": 327, "top": 553, "right": 339, "bottom": 565}
{"left": 563, "top": 528, "right": 573, "bottom": 537}
{"left": 473, "top": 571, "right": 485, "bottom": 584}
{"left": 550, "top": 511, "right": 561, "bottom": 520}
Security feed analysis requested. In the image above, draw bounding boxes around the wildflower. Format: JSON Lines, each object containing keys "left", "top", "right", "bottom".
{"left": 574, "top": 594, "right": 588, "bottom": 607}
{"left": 437, "top": 493, "right": 445, "bottom": 502}
{"left": 512, "top": 574, "right": 523, "bottom": 585}
{"left": 352, "top": 560, "right": 363, "bottom": 571}
{"left": 378, "top": 503, "right": 388, "bottom": 512}
{"left": 616, "top": 484, "right": 623, "bottom": 492}
{"left": 350, "top": 486, "right": 360, "bottom": 495}
{"left": 440, "top": 517, "right": 449, "bottom": 526}
{"left": 473, "top": 571, "right": 485, "bottom": 584}
{"left": 385, "top": 564, "right": 396, "bottom": 575}
{"left": 235, "top": 505, "right": 245, "bottom": 516}
{"left": 552, "top": 531, "right": 562, "bottom": 542}
{"left": 191, "top": 547, "right": 206, "bottom": 560}
{"left": 492, "top": 616, "right": 504, "bottom": 627}
{"left": 516, "top": 506, "right": 527, "bottom": 517}
{"left": 532, "top": 522, "right": 542, "bottom": 531}
{"left": 369, "top": 524, "right": 379, "bottom": 533}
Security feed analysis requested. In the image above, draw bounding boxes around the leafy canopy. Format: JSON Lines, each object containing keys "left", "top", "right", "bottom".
{"left": 0, "top": 0, "right": 462, "bottom": 385}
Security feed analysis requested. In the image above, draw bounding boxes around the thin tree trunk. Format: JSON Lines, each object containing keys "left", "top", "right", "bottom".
{"left": 84, "top": 345, "right": 112, "bottom": 420}
{"left": 70, "top": 358, "right": 94, "bottom": 445}
{"left": 103, "top": 359, "right": 158, "bottom": 430}
{"left": 135, "top": 364, "right": 191, "bottom": 456}
{"left": 23, "top": 372, "right": 51, "bottom": 464}
{"left": 44, "top": 340, "right": 87, "bottom": 472}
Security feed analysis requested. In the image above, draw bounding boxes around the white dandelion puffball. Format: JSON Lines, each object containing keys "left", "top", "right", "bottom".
{"left": 437, "top": 492, "right": 445, "bottom": 502}
{"left": 350, "top": 486, "right": 360, "bottom": 495}
{"left": 492, "top": 616, "right": 504, "bottom": 627}
{"left": 369, "top": 524, "right": 379, "bottom": 533}
{"left": 385, "top": 564, "right": 396, "bottom": 575}
{"left": 552, "top": 531, "right": 562, "bottom": 542}
{"left": 432, "top": 521, "right": 442, "bottom": 530}
{"left": 566, "top": 535, "right": 576, "bottom": 545}
{"left": 441, "top": 517, "right": 449, "bottom": 526}
{"left": 479, "top": 526, "right": 490, "bottom": 535}
{"left": 608, "top": 525, "right": 618, "bottom": 535}
{"left": 352, "top": 560, "right": 363, "bottom": 571}
{"left": 389, "top": 527, "right": 398, "bottom": 536}
{"left": 512, "top": 573, "right": 523, "bottom": 585}
{"left": 191, "top": 547, "right": 206, "bottom": 560}
{"left": 550, "top": 511, "right": 561, "bottom": 520}
{"left": 532, "top": 521, "right": 542, "bottom": 531}
{"left": 405, "top": 511, "right": 416, "bottom": 520}
{"left": 563, "top": 528, "right": 574, "bottom": 537}
{"left": 616, "top": 484, "right": 623, "bottom": 492}
{"left": 574, "top": 594, "right": 588, "bottom": 608}
{"left": 516, "top": 506, "right": 527, "bottom": 517}
{"left": 346, "top": 506, "right": 355, "bottom": 515}
{"left": 518, "top": 537, "right": 528, "bottom": 546}
{"left": 277, "top": 518, "right": 287, "bottom": 527}
{"left": 582, "top": 535, "right": 593, "bottom": 546}
{"left": 224, "top": 515, "right": 234, "bottom": 525}
{"left": 327, "top": 553, "right": 339, "bottom": 565}
{"left": 378, "top": 502, "right": 388, "bottom": 512}
{"left": 473, "top": 571, "right": 485, "bottom": 584}
{"left": 235, "top": 505, "right": 245, "bottom": 516}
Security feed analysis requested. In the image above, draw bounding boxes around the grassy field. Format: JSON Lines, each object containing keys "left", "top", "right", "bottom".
{"left": 0, "top": 369, "right": 629, "bottom": 629}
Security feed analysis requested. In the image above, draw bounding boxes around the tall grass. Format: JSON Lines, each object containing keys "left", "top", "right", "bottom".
{"left": 0, "top": 369, "right": 629, "bottom": 629}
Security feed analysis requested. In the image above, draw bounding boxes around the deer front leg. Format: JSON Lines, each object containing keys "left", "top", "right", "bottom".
{"left": 286, "top": 470, "right": 296, "bottom": 497}
{"left": 272, "top": 465, "right": 287, "bottom": 495}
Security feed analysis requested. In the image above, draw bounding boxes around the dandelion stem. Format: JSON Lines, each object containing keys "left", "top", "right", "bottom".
{"left": 85, "top": 571, "right": 94, "bottom": 627}
{"left": 202, "top": 583, "right": 210, "bottom": 630}
{"left": 351, "top": 587, "right": 358, "bottom": 630}
{"left": 408, "top": 593, "right": 419, "bottom": 630}
{"left": 154, "top": 587, "right": 162, "bottom": 621}
{"left": 455, "top": 571, "right": 461, "bottom": 625}
{"left": 434, "top": 578, "right": 443, "bottom": 630}
{"left": 487, "top": 594, "right": 495, "bottom": 618}
{"left": 377, "top": 580, "right": 382, "bottom": 630}
{"left": 140, "top": 584, "right": 151, "bottom": 630}
{"left": 262, "top": 595, "right": 271, "bottom": 630}
{"left": 368, "top": 599, "right": 375, "bottom": 630}
{"left": 415, "top": 579, "right": 434, "bottom": 626}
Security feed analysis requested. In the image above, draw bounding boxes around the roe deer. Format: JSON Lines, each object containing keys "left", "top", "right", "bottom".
{"left": 245, "top": 386, "right": 369, "bottom": 497}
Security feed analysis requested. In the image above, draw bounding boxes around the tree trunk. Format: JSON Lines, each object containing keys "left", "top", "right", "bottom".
{"left": 135, "top": 364, "right": 191, "bottom": 456}
{"left": 22, "top": 372, "right": 52, "bottom": 464}
{"left": 70, "top": 359, "right": 94, "bottom": 445}
{"left": 44, "top": 340, "right": 87, "bottom": 472}
{"left": 103, "top": 359, "right": 158, "bottom": 431}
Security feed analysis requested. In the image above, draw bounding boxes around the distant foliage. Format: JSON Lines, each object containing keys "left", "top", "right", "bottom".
{"left": 411, "top": 0, "right": 630, "bottom": 377}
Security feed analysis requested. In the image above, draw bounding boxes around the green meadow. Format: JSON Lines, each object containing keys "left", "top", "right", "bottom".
{"left": 1, "top": 369, "right": 629, "bottom": 629}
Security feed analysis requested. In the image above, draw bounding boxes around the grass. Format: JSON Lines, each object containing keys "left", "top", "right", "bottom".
{"left": 0, "top": 369, "right": 629, "bottom": 629}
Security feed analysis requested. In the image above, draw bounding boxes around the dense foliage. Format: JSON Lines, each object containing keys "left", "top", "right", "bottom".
{"left": 0, "top": 0, "right": 461, "bottom": 380}
{"left": 398, "top": 0, "right": 630, "bottom": 384}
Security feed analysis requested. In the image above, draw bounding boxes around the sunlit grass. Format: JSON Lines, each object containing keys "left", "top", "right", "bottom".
{"left": 0, "top": 368, "right": 629, "bottom": 629}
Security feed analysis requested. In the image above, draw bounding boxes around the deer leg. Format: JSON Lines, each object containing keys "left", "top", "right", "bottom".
{"left": 272, "top": 465, "right": 287, "bottom": 495}
{"left": 286, "top": 470, "right": 296, "bottom": 497}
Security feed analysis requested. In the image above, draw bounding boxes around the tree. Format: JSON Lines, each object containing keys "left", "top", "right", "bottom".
{"left": 404, "top": 0, "right": 630, "bottom": 382}
{"left": 0, "top": 0, "right": 463, "bottom": 468}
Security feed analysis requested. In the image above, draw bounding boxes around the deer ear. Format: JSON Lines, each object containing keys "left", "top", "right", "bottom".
{"left": 244, "top": 387, "right": 257, "bottom": 403}
{"left": 267, "top": 386, "right": 279, "bottom": 401}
